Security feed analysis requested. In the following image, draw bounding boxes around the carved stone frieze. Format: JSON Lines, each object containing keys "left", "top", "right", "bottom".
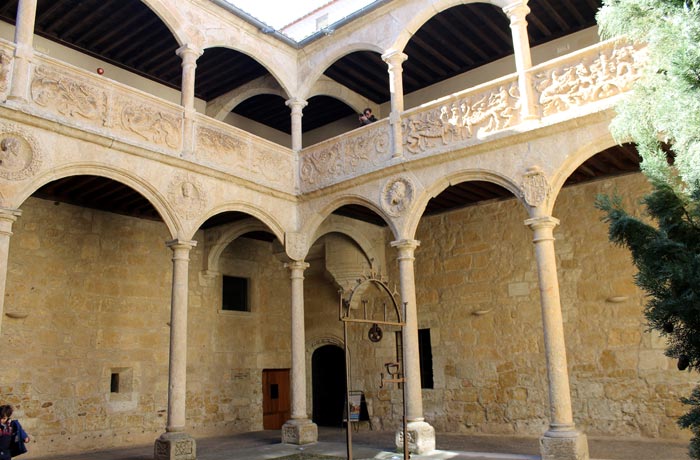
{"left": 521, "top": 166, "right": 549, "bottom": 207}
{"left": 0, "top": 50, "right": 11, "bottom": 94}
{"left": 534, "top": 44, "right": 645, "bottom": 117}
{"left": 381, "top": 176, "right": 414, "bottom": 218}
{"left": 402, "top": 82, "right": 520, "bottom": 154}
{"left": 300, "top": 123, "right": 389, "bottom": 186}
{"left": 168, "top": 174, "right": 206, "bottom": 220}
{"left": 119, "top": 101, "right": 182, "bottom": 149}
{"left": 197, "top": 126, "right": 291, "bottom": 184}
{"left": 31, "top": 65, "right": 107, "bottom": 122}
{"left": 0, "top": 125, "right": 42, "bottom": 180}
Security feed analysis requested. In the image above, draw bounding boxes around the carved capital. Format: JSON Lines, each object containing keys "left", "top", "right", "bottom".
{"left": 382, "top": 50, "right": 408, "bottom": 69}
{"left": 503, "top": 2, "right": 531, "bottom": 25}
{"left": 176, "top": 44, "right": 203, "bottom": 63}
{"left": 285, "top": 97, "right": 308, "bottom": 114}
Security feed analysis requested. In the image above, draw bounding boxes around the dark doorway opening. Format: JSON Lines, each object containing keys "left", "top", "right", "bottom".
{"left": 312, "top": 345, "right": 346, "bottom": 426}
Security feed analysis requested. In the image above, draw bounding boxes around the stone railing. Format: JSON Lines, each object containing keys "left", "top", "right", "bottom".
{"left": 299, "top": 118, "right": 391, "bottom": 190}
{"left": 195, "top": 115, "right": 295, "bottom": 190}
{"left": 299, "top": 39, "right": 645, "bottom": 193}
{"left": 529, "top": 39, "right": 646, "bottom": 119}
{"left": 28, "top": 51, "right": 184, "bottom": 155}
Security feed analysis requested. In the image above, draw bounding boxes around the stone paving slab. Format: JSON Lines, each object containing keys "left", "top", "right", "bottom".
{"left": 34, "top": 427, "right": 690, "bottom": 460}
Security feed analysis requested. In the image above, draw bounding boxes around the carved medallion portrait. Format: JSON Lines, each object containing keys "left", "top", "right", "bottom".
{"left": 0, "top": 126, "right": 42, "bottom": 180}
{"left": 381, "top": 176, "right": 414, "bottom": 217}
{"left": 168, "top": 175, "right": 206, "bottom": 220}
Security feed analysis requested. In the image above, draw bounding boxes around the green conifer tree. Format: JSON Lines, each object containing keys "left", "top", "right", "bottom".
{"left": 595, "top": 1, "right": 700, "bottom": 456}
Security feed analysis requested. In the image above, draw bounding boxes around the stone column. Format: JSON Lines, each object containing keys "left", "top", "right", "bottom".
{"left": 155, "top": 239, "right": 197, "bottom": 460}
{"left": 525, "top": 216, "right": 589, "bottom": 460}
{"left": 282, "top": 260, "right": 318, "bottom": 444}
{"left": 390, "top": 239, "right": 435, "bottom": 454}
{"left": 0, "top": 208, "right": 21, "bottom": 336}
{"left": 503, "top": 1, "right": 537, "bottom": 120}
{"left": 381, "top": 51, "right": 407, "bottom": 158}
{"left": 8, "top": 0, "right": 38, "bottom": 102}
{"left": 285, "top": 98, "right": 307, "bottom": 151}
{"left": 177, "top": 44, "right": 202, "bottom": 157}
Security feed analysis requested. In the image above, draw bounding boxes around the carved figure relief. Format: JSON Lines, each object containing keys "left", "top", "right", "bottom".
{"left": 120, "top": 103, "right": 182, "bottom": 149}
{"left": 0, "top": 50, "right": 10, "bottom": 94}
{"left": 31, "top": 66, "right": 106, "bottom": 122}
{"left": 402, "top": 82, "right": 520, "bottom": 154}
{"left": 169, "top": 175, "right": 206, "bottom": 220}
{"left": 0, "top": 126, "right": 42, "bottom": 180}
{"left": 381, "top": 176, "right": 414, "bottom": 217}
{"left": 197, "top": 126, "right": 291, "bottom": 184}
{"left": 521, "top": 166, "right": 549, "bottom": 207}
{"left": 300, "top": 124, "right": 389, "bottom": 186}
{"left": 535, "top": 44, "right": 645, "bottom": 117}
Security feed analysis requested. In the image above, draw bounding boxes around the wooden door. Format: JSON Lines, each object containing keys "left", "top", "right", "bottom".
{"left": 262, "top": 369, "right": 290, "bottom": 429}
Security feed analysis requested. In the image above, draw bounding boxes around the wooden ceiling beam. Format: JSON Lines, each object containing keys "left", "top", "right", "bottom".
{"left": 538, "top": 0, "right": 570, "bottom": 31}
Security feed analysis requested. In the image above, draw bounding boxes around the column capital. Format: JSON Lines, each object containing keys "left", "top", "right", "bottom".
{"left": 284, "top": 260, "right": 310, "bottom": 273}
{"left": 0, "top": 207, "right": 21, "bottom": 236}
{"left": 502, "top": 1, "right": 531, "bottom": 24}
{"left": 391, "top": 238, "right": 420, "bottom": 249}
{"left": 285, "top": 97, "right": 308, "bottom": 113}
{"left": 176, "top": 43, "right": 203, "bottom": 61}
{"left": 524, "top": 215, "right": 560, "bottom": 231}
{"left": 166, "top": 239, "right": 197, "bottom": 251}
{"left": 381, "top": 50, "right": 408, "bottom": 68}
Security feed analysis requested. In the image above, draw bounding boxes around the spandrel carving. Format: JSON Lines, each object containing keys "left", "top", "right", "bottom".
{"left": 0, "top": 126, "right": 42, "bottom": 180}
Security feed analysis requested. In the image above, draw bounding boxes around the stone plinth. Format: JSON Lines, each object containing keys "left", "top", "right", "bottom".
{"left": 154, "top": 432, "right": 197, "bottom": 460}
{"left": 540, "top": 430, "right": 589, "bottom": 460}
{"left": 282, "top": 419, "right": 318, "bottom": 444}
{"left": 395, "top": 421, "right": 436, "bottom": 454}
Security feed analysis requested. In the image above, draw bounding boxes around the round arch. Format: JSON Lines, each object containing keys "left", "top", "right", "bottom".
{"left": 206, "top": 76, "right": 288, "bottom": 121}
{"left": 547, "top": 132, "right": 619, "bottom": 215}
{"left": 298, "top": 43, "right": 385, "bottom": 99}
{"left": 12, "top": 163, "right": 180, "bottom": 238}
{"left": 200, "top": 43, "right": 296, "bottom": 99}
{"left": 193, "top": 202, "right": 286, "bottom": 243}
{"left": 308, "top": 76, "right": 378, "bottom": 115}
{"left": 302, "top": 194, "right": 397, "bottom": 244}
{"left": 140, "top": 0, "right": 190, "bottom": 46}
{"left": 403, "top": 169, "right": 524, "bottom": 239}
{"left": 311, "top": 220, "right": 381, "bottom": 272}
{"left": 203, "top": 218, "right": 277, "bottom": 274}
{"left": 387, "top": 0, "right": 512, "bottom": 56}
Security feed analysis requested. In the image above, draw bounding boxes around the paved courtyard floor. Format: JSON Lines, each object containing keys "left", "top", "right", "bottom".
{"left": 36, "top": 426, "right": 690, "bottom": 460}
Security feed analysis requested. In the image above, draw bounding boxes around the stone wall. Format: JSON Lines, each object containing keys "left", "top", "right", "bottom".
{"left": 357, "top": 172, "right": 695, "bottom": 439}
{"left": 1, "top": 197, "right": 292, "bottom": 456}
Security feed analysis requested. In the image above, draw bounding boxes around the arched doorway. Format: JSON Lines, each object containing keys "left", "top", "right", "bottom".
{"left": 312, "top": 345, "right": 346, "bottom": 426}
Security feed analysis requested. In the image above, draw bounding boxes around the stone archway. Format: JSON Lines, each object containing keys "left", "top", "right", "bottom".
{"left": 311, "top": 344, "right": 346, "bottom": 427}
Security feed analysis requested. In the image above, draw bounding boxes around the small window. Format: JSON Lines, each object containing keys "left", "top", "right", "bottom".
{"left": 222, "top": 275, "right": 249, "bottom": 312}
{"left": 110, "top": 373, "right": 120, "bottom": 393}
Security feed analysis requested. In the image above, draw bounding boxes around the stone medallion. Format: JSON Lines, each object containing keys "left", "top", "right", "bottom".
{"left": 381, "top": 176, "right": 414, "bottom": 217}
{"left": 0, "top": 125, "right": 42, "bottom": 181}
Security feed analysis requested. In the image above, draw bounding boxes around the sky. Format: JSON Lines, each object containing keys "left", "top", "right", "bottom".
{"left": 227, "top": 0, "right": 332, "bottom": 29}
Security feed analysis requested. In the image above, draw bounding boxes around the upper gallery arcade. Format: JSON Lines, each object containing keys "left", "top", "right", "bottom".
{"left": 0, "top": 1, "right": 675, "bottom": 460}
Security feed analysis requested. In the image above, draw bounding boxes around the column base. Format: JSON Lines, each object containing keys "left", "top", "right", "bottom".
{"left": 395, "top": 420, "right": 436, "bottom": 454}
{"left": 282, "top": 419, "right": 318, "bottom": 445}
{"left": 540, "top": 429, "right": 589, "bottom": 460}
{"left": 154, "top": 431, "right": 197, "bottom": 460}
